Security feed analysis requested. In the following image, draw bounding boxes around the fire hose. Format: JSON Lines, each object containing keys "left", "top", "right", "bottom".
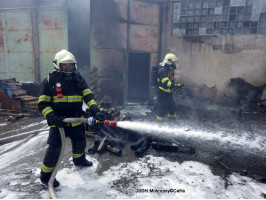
{"left": 48, "top": 117, "right": 117, "bottom": 199}
{"left": 48, "top": 127, "right": 65, "bottom": 199}
{"left": 0, "top": 127, "right": 49, "bottom": 144}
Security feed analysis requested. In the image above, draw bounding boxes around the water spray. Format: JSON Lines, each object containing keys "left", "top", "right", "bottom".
{"left": 114, "top": 121, "right": 266, "bottom": 152}
{"left": 63, "top": 118, "right": 266, "bottom": 152}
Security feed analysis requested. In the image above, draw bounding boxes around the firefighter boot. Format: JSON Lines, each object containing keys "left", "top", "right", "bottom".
{"left": 73, "top": 154, "right": 93, "bottom": 167}
{"left": 168, "top": 114, "right": 177, "bottom": 125}
{"left": 40, "top": 171, "right": 60, "bottom": 187}
{"left": 156, "top": 115, "right": 165, "bottom": 126}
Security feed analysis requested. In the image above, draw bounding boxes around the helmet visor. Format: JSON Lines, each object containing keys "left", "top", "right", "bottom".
{"left": 60, "top": 63, "right": 76, "bottom": 73}
{"left": 172, "top": 59, "right": 178, "bottom": 65}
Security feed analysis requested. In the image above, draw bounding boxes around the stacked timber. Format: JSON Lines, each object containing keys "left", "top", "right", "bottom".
{"left": 17, "top": 95, "right": 39, "bottom": 114}
{"left": 98, "top": 96, "right": 127, "bottom": 121}
{"left": 0, "top": 79, "right": 40, "bottom": 117}
{"left": 99, "top": 107, "right": 127, "bottom": 121}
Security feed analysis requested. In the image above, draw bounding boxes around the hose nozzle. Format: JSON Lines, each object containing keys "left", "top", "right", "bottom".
{"left": 63, "top": 117, "right": 116, "bottom": 127}
{"left": 104, "top": 120, "right": 117, "bottom": 127}
{"left": 87, "top": 117, "right": 99, "bottom": 126}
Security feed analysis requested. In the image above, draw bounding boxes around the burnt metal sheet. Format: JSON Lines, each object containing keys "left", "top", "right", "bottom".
{"left": 91, "top": 49, "right": 125, "bottom": 78}
{"left": 97, "top": 79, "right": 124, "bottom": 105}
{"left": 90, "top": 0, "right": 160, "bottom": 105}
{"left": 90, "top": 49, "right": 125, "bottom": 105}
{"left": 150, "top": 52, "right": 158, "bottom": 68}
{"left": 130, "top": 0, "right": 159, "bottom": 25}
{"left": 0, "top": 10, "right": 35, "bottom": 82}
{"left": 92, "top": 0, "right": 128, "bottom": 21}
{"left": 92, "top": 20, "right": 127, "bottom": 50}
{"left": 129, "top": 24, "right": 158, "bottom": 52}
{"left": 90, "top": 0, "right": 128, "bottom": 105}
{"left": 38, "top": 8, "right": 68, "bottom": 81}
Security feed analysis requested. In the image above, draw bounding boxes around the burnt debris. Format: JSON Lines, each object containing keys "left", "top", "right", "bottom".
{"left": 151, "top": 140, "right": 195, "bottom": 154}
{"left": 85, "top": 97, "right": 128, "bottom": 156}
{"left": 85, "top": 97, "right": 196, "bottom": 158}
{"left": 229, "top": 78, "right": 266, "bottom": 121}
{"left": 229, "top": 78, "right": 266, "bottom": 105}
{"left": 130, "top": 136, "right": 152, "bottom": 157}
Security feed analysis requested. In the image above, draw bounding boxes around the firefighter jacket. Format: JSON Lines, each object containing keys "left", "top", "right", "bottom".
{"left": 157, "top": 64, "right": 176, "bottom": 94}
{"left": 38, "top": 71, "right": 99, "bottom": 127}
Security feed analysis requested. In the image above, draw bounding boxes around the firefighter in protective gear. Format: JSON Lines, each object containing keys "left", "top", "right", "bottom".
{"left": 38, "top": 49, "right": 105, "bottom": 187}
{"left": 156, "top": 53, "right": 183, "bottom": 122}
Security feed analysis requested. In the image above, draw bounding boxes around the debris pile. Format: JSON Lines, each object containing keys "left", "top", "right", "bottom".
{"left": 0, "top": 79, "right": 40, "bottom": 118}
{"left": 130, "top": 136, "right": 152, "bottom": 157}
{"left": 151, "top": 140, "right": 195, "bottom": 154}
{"left": 88, "top": 136, "right": 123, "bottom": 156}
{"left": 129, "top": 136, "right": 195, "bottom": 157}
{"left": 233, "top": 101, "right": 266, "bottom": 122}
{"left": 85, "top": 97, "right": 128, "bottom": 156}
{"left": 229, "top": 78, "right": 266, "bottom": 120}
{"left": 85, "top": 97, "right": 195, "bottom": 158}
{"left": 229, "top": 78, "right": 266, "bottom": 104}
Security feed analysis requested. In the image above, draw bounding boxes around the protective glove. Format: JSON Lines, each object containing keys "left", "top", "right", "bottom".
{"left": 174, "top": 83, "right": 184, "bottom": 90}
{"left": 95, "top": 111, "right": 105, "bottom": 121}
{"left": 85, "top": 108, "right": 93, "bottom": 118}
{"left": 53, "top": 116, "right": 67, "bottom": 127}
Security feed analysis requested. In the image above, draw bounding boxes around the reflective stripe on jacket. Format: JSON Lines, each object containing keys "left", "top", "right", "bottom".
{"left": 157, "top": 65, "right": 175, "bottom": 93}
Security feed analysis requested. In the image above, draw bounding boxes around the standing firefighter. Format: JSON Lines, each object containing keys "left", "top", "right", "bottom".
{"left": 38, "top": 50, "right": 104, "bottom": 187}
{"left": 155, "top": 53, "right": 183, "bottom": 122}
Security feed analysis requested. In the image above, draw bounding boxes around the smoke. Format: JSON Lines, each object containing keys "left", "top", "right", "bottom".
{"left": 67, "top": 0, "right": 90, "bottom": 71}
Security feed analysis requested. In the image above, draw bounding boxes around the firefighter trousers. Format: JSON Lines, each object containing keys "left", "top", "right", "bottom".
{"left": 41, "top": 124, "right": 86, "bottom": 172}
{"left": 156, "top": 90, "right": 176, "bottom": 120}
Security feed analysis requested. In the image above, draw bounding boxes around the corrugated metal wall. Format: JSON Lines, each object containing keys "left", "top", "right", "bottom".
{"left": 0, "top": 0, "right": 68, "bottom": 82}
{"left": 0, "top": 9, "right": 35, "bottom": 81}
{"left": 38, "top": 8, "right": 68, "bottom": 81}
{"left": 90, "top": 0, "right": 160, "bottom": 105}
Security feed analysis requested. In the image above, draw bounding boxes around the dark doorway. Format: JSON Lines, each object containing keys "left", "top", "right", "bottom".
{"left": 127, "top": 52, "right": 150, "bottom": 103}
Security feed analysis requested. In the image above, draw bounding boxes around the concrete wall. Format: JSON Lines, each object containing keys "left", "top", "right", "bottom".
{"left": 160, "top": 1, "right": 266, "bottom": 104}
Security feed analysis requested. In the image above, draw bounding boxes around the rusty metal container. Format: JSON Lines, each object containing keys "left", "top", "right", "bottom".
{"left": 0, "top": 0, "right": 68, "bottom": 82}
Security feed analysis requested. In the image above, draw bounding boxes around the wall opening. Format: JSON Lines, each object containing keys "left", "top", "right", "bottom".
{"left": 127, "top": 52, "right": 150, "bottom": 103}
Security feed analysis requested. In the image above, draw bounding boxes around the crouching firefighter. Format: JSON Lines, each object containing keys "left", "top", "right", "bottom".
{"left": 38, "top": 50, "right": 105, "bottom": 187}
{"left": 155, "top": 53, "right": 183, "bottom": 122}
